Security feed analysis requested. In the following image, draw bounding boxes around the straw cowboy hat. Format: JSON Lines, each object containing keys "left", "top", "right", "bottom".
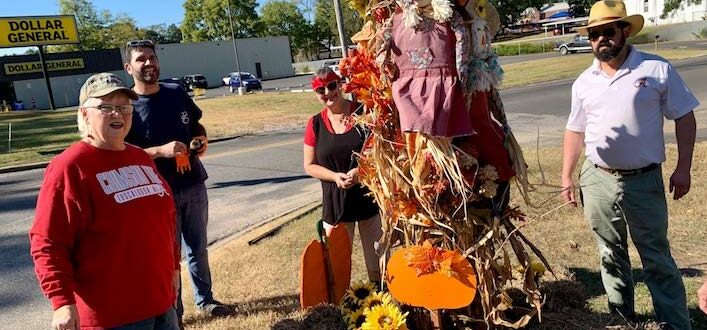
{"left": 576, "top": 1, "right": 644, "bottom": 36}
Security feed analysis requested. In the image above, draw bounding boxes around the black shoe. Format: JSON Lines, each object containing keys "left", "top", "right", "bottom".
{"left": 198, "top": 301, "right": 232, "bottom": 317}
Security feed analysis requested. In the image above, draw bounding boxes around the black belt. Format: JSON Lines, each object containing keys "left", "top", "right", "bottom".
{"left": 594, "top": 163, "right": 659, "bottom": 176}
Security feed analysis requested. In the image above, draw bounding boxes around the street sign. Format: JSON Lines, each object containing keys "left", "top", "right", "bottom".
{"left": 0, "top": 15, "right": 79, "bottom": 48}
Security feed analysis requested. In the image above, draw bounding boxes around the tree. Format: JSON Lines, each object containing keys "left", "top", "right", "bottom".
{"left": 491, "top": 0, "right": 546, "bottom": 28}
{"left": 181, "top": 0, "right": 262, "bottom": 42}
{"left": 261, "top": 0, "right": 318, "bottom": 58}
{"left": 181, "top": 0, "right": 209, "bottom": 42}
{"left": 55, "top": 0, "right": 107, "bottom": 51}
{"left": 662, "top": 0, "right": 703, "bottom": 18}
{"left": 102, "top": 14, "right": 143, "bottom": 49}
{"left": 144, "top": 24, "right": 183, "bottom": 44}
{"left": 314, "top": 0, "right": 363, "bottom": 47}
{"left": 164, "top": 24, "right": 183, "bottom": 43}
{"left": 567, "top": 0, "right": 593, "bottom": 18}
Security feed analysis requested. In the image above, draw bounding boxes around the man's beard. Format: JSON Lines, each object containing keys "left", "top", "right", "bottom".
{"left": 593, "top": 34, "right": 626, "bottom": 62}
{"left": 134, "top": 66, "right": 160, "bottom": 84}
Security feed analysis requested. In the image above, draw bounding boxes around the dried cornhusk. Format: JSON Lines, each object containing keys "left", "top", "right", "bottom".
{"left": 341, "top": 4, "right": 550, "bottom": 327}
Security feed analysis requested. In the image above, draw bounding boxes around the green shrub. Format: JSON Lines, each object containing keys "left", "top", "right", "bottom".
{"left": 493, "top": 42, "right": 556, "bottom": 56}
{"left": 689, "top": 27, "right": 706, "bottom": 39}
{"left": 628, "top": 32, "right": 655, "bottom": 44}
{"left": 297, "top": 65, "right": 311, "bottom": 74}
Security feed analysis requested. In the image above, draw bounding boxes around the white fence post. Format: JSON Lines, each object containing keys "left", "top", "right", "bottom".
{"left": 7, "top": 123, "right": 11, "bottom": 153}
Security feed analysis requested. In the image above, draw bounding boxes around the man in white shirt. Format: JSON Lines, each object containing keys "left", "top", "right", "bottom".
{"left": 561, "top": 1, "right": 697, "bottom": 329}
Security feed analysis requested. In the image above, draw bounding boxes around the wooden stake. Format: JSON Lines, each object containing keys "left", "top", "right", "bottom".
{"left": 430, "top": 309, "right": 442, "bottom": 329}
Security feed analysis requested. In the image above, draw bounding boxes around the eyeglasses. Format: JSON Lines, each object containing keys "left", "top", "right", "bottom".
{"left": 126, "top": 40, "right": 154, "bottom": 47}
{"left": 588, "top": 27, "right": 617, "bottom": 41}
{"left": 87, "top": 104, "right": 134, "bottom": 115}
{"left": 314, "top": 81, "right": 339, "bottom": 95}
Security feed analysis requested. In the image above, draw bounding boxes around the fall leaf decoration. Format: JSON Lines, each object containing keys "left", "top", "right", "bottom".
{"left": 403, "top": 240, "right": 467, "bottom": 278}
{"left": 387, "top": 243, "right": 477, "bottom": 310}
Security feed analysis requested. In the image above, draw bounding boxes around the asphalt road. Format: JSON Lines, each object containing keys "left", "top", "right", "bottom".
{"left": 0, "top": 51, "right": 705, "bottom": 329}
{"left": 245, "top": 40, "right": 707, "bottom": 96}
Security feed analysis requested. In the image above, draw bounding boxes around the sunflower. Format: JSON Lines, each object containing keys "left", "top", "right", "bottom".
{"left": 346, "top": 281, "right": 377, "bottom": 305}
{"left": 341, "top": 294, "right": 362, "bottom": 313}
{"left": 361, "top": 303, "right": 409, "bottom": 330}
{"left": 361, "top": 291, "right": 394, "bottom": 311}
{"left": 346, "top": 308, "right": 367, "bottom": 330}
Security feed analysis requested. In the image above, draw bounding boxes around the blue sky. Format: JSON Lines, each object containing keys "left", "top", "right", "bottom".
{"left": 0, "top": 0, "right": 186, "bottom": 55}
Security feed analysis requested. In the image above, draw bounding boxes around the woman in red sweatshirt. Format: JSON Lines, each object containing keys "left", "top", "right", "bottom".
{"left": 30, "top": 73, "right": 180, "bottom": 330}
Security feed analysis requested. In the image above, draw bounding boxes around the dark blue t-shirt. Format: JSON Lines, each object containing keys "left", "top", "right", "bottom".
{"left": 125, "top": 83, "right": 208, "bottom": 190}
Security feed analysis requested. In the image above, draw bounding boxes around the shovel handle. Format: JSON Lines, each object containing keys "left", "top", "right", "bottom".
{"left": 317, "top": 219, "right": 336, "bottom": 303}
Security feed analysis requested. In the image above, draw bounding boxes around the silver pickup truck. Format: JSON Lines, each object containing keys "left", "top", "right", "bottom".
{"left": 554, "top": 34, "right": 592, "bottom": 55}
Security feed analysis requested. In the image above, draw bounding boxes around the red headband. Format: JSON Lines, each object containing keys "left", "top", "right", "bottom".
{"left": 311, "top": 71, "right": 341, "bottom": 89}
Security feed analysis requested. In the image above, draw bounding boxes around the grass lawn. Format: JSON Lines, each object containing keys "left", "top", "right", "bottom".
{"left": 179, "top": 142, "right": 707, "bottom": 330}
{"left": 501, "top": 48, "right": 707, "bottom": 89}
{"left": 0, "top": 92, "right": 320, "bottom": 167}
{"left": 1, "top": 48, "right": 705, "bottom": 167}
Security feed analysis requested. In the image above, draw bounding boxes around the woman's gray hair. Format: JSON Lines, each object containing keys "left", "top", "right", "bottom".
{"left": 76, "top": 99, "right": 95, "bottom": 138}
{"left": 77, "top": 105, "right": 88, "bottom": 138}
{"left": 314, "top": 66, "right": 335, "bottom": 79}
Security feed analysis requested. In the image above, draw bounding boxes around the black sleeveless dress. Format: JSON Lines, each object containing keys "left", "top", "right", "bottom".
{"left": 312, "top": 108, "right": 378, "bottom": 225}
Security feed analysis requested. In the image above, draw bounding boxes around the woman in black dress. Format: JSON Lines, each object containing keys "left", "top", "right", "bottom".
{"left": 303, "top": 67, "right": 382, "bottom": 282}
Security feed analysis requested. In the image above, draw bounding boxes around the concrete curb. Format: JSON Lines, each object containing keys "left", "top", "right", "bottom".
{"left": 0, "top": 161, "right": 49, "bottom": 174}
{"left": 208, "top": 200, "right": 321, "bottom": 251}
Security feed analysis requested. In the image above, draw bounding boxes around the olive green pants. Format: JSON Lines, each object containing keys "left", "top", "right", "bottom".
{"left": 579, "top": 159, "right": 690, "bottom": 330}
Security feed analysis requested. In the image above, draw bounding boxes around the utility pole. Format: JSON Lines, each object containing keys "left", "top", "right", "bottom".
{"left": 37, "top": 45, "right": 56, "bottom": 110}
{"left": 332, "top": 0, "right": 348, "bottom": 58}
{"left": 227, "top": 0, "right": 244, "bottom": 95}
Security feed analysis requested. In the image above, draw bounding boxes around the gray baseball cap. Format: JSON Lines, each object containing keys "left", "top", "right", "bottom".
{"left": 79, "top": 73, "right": 138, "bottom": 105}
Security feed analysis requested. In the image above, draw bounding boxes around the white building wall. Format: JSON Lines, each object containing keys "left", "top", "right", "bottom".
{"left": 128, "top": 36, "right": 294, "bottom": 88}
{"left": 13, "top": 70, "right": 129, "bottom": 109}
{"left": 626, "top": 0, "right": 707, "bottom": 25}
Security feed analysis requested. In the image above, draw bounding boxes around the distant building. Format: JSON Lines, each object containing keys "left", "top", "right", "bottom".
{"left": 540, "top": 2, "right": 571, "bottom": 22}
{"left": 625, "top": 0, "right": 707, "bottom": 25}
{"left": 520, "top": 2, "right": 572, "bottom": 25}
{"left": 0, "top": 36, "right": 294, "bottom": 110}
{"left": 137, "top": 37, "right": 294, "bottom": 88}
{"left": 521, "top": 7, "right": 541, "bottom": 24}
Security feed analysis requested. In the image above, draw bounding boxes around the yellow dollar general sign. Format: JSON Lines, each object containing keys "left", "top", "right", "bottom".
{"left": 4, "top": 58, "right": 85, "bottom": 75}
{"left": 0, "top": 15, "right": 79, "bottom": 48}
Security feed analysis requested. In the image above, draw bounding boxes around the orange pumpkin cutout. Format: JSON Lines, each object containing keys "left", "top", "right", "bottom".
{"left": 299, "top": 222, "right": 352, "bottom": 308}
{"left": 386, "top": 243, "right": 477, "bottom": 310}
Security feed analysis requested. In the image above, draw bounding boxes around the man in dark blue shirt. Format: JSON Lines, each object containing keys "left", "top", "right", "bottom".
{"left": 123, "top": 40, "right": 230, "bottom": 326}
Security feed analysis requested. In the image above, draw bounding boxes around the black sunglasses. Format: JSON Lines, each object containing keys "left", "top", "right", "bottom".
{"left": 588, "top": 27, "right": 617, "bottom": 41}
{"left": 314, "top": 81, "right": 339, "bottom": 95}
{"left": 126, "top": 39, "right": 155, "bottom": 47}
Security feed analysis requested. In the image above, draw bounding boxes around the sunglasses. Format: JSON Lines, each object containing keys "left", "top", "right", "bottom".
{"left": 314, "top": 81, "right": 339, "bottom": 95}
{"left": 126, "top": 39, "right": 155, "bottom": 47}
{"left": 87, "top": 104, "right": 134, "bottom": 115}
{"left": 588, "top": 27, "right": 617, "bottom": 41}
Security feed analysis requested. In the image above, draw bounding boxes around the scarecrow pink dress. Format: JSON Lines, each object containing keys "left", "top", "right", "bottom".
{"left": 390, "top": 12, "right": 473, "bottom": 138}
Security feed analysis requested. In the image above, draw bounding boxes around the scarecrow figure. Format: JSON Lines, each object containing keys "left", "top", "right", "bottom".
{"left": 331, "top": 0, "right": 548, "bottom": 328}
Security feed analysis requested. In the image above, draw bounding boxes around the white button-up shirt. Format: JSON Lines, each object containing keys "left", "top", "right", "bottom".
{"left": 566, "top": 46, "right": 699, "bottom": 169}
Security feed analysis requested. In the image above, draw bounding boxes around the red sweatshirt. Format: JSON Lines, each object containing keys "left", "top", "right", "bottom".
{"left": 30, "top": 142, "right": 179, "bottom": 329}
